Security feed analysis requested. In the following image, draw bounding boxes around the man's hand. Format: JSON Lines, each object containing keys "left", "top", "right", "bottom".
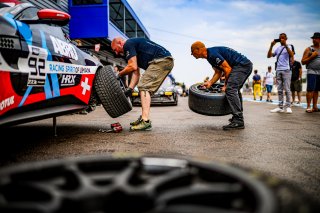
{"left": 124, "top": 87, "right": 133, "bottom": 97}
{"left": 203, "top": 81, "right": 212, "bottom": 89}
{"left": 311, "top": 51, "right": 319, "bottom": 58}
{"left": 115, "top": 72, "right": 121, "bottom": 80}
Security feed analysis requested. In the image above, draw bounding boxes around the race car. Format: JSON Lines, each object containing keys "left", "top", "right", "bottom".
{"left": 0, "top": 2, "right": 132, "bottom": 127}
{"left": 131, "top": 76, "right": 179, "bottom": 106}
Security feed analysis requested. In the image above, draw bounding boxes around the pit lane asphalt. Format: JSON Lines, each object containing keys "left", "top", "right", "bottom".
{"left": 0, "top": 95, "right": 319, "bottom": 201}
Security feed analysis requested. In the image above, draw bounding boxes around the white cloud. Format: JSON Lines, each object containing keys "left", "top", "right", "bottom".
{"left": 127, "top": 0, "right": 320, "bottom": 86}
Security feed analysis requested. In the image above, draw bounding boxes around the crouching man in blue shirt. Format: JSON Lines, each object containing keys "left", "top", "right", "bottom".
{"left": 191, "top": 41, "right": 253, "bottom": 130}
{"left": 111, "top": 37, "right": 174, "bottom": 131}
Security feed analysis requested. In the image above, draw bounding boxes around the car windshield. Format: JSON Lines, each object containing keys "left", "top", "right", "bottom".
{"left": 0, "top": 3, "right": 38, "bottom": 19}
{"left": 161, "top": 78, "right": 173, "bottom": 88}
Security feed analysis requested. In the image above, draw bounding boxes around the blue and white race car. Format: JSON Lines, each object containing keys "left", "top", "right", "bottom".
{"left": 0, "top": 2, "right": 131, "bottom": 127}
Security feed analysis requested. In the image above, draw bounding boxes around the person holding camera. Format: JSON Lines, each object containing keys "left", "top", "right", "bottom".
{"left": 267, "top": 33, "right": 295, "bottom": 113}
{"left": 301, "top": 32, "right": 320, "bottom": 113}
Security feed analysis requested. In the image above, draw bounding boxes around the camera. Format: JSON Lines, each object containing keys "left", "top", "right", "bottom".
{"left": 274, "top": 38, "right": 281, "bottom": 42}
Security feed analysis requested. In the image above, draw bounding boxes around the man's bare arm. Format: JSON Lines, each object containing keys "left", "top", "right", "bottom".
{"left": 219, "top": 60, "right": 232, "bottom": 86}
{"left": 301, "top": 48, "right": 318, "bottom": 65}
{"left": 119, "top": 56, "right": 138, "bottom": 76}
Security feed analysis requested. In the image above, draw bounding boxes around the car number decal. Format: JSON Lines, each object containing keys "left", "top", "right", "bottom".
{"left": 18, "top": 45, "right": 48, "bottom": 87}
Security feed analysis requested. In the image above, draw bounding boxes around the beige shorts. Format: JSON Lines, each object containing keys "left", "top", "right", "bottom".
{"left": 138, "top": 57, "right": 174, "bottom": 94}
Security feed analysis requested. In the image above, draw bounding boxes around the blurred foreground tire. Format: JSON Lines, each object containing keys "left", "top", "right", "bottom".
{"left": 0, "top": 156, "right": 319, "bottom": 213}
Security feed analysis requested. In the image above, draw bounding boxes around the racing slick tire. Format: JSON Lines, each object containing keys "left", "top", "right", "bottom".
{"left": 94, "top": 65, "right": 132, "bottom": 118}
{"left": 0, "top": 155, "right": 319, "bottom": 213}
{"left": 188, "top": 83, "right": 232, "bottom": 116}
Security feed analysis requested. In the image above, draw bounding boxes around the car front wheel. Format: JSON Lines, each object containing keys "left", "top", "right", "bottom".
{"left": 94, "top": 65, "right": 132, "bottom": 118}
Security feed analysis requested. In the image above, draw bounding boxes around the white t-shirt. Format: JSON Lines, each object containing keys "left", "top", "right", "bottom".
{"left": 274, "top": 45, "right": 293, "bottom": 70}
{"left": 265, "top": 72, "right": 274, "bottom": 85}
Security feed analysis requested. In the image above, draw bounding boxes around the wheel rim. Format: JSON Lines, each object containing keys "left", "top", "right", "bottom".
{"left": 191, "top": 83, "right": 224, "bottom": 96}
{"left": 0, "top": 156, "right": 277, "bottom": 213}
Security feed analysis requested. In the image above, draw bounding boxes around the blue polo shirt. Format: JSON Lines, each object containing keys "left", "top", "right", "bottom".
{"left": 124, "top": 38, "right": 171, "bottom": 70}
{"left": 207, "top": 47, "right": 250, "bottom": 70}
{"left": 253, "top": 74, "right": 261, "bottom": 81}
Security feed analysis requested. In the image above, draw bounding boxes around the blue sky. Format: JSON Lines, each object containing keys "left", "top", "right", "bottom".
{"left": 126, "top": 0, "right": 320, "bottom": 87}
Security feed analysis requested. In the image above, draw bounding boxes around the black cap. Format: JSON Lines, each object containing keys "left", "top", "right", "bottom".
{"left": 311, "top": 32, "right": 320, "bottom": 39}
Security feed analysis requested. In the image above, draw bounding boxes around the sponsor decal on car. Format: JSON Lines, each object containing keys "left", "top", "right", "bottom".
{"left": 50, "top": 35, "right": 78, "bottom": 60}
{"left": 48, "top": 61, "right": 97, "bottom": 74}
{"left": 61, "top": 74, "right": 77, "bottom": 86}
{"left": 0, "top": 96, "right": 14, "bottom": 111}
{"left": 81, "top": 77, "right": 91, "bottom": 95}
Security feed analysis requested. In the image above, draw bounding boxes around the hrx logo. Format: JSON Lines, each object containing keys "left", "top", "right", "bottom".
{"left": 61, "top": 75, "right": 76, "bottom": 86}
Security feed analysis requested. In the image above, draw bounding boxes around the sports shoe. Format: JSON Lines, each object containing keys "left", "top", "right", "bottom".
{"left": 223, "top": 121, "right": 245, "bottom": 130}
{"left": 130, "top": 120, "right": 152, "bottom": 131}
{"left": 130, "top": 115, "right": 142, "bottom": 126}
{"left": 285, "top": 107, "right": 292, "bottom": 114}
{"left": 270, "top": 107, "right": 284, "bottom": 113}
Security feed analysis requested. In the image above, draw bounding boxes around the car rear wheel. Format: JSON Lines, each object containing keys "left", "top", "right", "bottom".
{"left": 94, "top": 65, "right": 132, "bottom": 118}
{"left": 188, "top": 83, "right": 232, "bottom": 116}
{"left": 173, "top": 93, "right": 178, "bottom": 106}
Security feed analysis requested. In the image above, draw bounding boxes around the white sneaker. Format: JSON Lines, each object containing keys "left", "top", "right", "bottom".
{"left": 285, "top": 107, "right": 292, "bottom": 113}
{"left": 270, "top": 107, "right": 284, "bottom": 113}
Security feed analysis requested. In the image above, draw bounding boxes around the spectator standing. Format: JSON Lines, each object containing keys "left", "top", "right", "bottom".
{"left": 290, "top": 60, "right": 303, "bottom": 105}
{"left": 301, "top": 32, "right": 320, "bottom": 113}
{"left": 263, "top": 66, "right": 275, "bottom": 102}
{"left": 111, "top": 37, "right": 174, "bottom": 130}
{"left": 267, "top": 33, "right": 295, "bottom": 113}
{"left": 252, "top": 69, "right": 263, "bottom": 101}
{"left": 191, "top": 41, "right": 252, "bottom": 130}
